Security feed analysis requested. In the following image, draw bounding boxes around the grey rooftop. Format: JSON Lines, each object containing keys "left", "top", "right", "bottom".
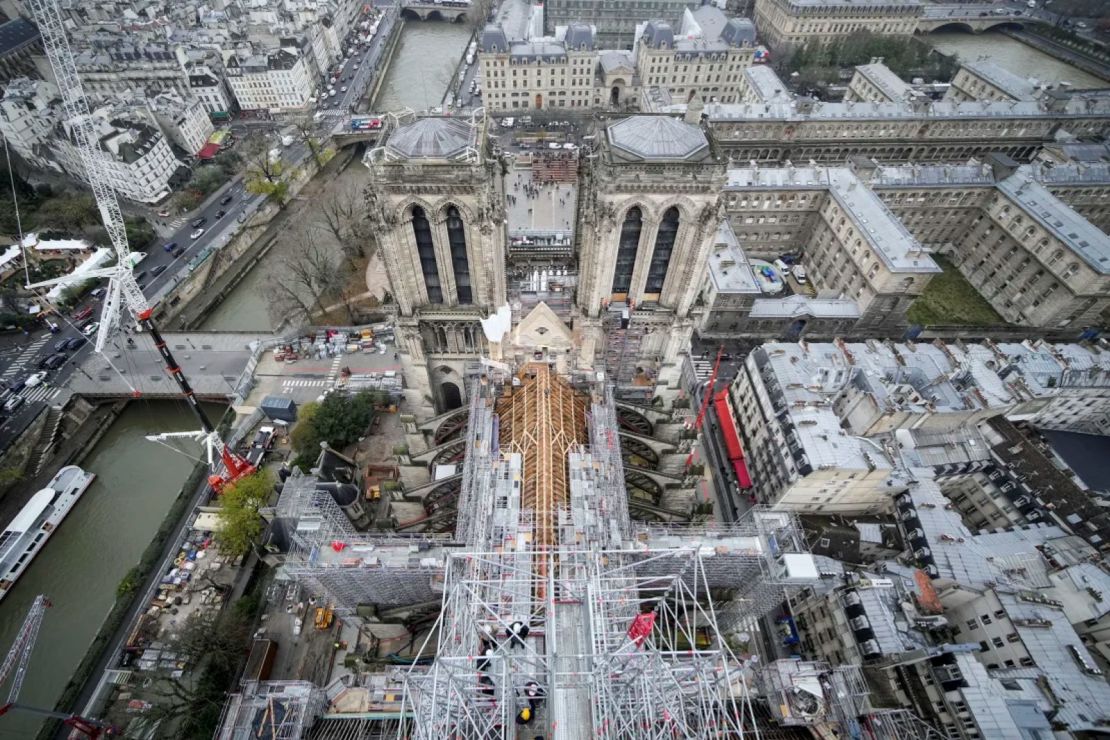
{"left": 386, "top": 117, "right": 478, "bottom": 160}
{"left": 606, "top": 115, "right": 709, "bottom": 161}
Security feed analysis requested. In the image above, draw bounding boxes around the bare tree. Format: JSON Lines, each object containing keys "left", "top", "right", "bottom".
{"left": 318, "top": 182, "right": 375, "bottom": 263}
{"left": 266, "top": 224, "right": 349, "bottom": 326}
{"left": 467, "top": 0, "right": 493, "bottom": 31}
{"left": 291, "top": 117, "right": 332, "bottom": 169}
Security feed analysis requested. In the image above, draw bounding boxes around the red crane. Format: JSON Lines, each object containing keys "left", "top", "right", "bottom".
{"left": 686, "top": 346, "right": 724, "bottom": 469}
{"left": 0, "top": 596, "right": 119, "bottom": 738}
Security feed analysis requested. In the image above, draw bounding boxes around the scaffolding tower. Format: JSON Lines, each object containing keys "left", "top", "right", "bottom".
{"left": 216, "top": 681, "right": 325, "bottom": 740}
{"left": 399, "top": 371, "right": 817, "bottom": 739}
{"left": 758, "top": 660, "right": 947, "bottom": 740}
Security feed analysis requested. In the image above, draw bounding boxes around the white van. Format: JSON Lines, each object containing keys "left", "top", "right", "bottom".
{"left": 792, "top": 265, "right": 808, "bottom": 284}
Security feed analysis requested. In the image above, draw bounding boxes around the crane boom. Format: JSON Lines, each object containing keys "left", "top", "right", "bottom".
{"left": 25, "top": 0, "right": 256, "bottom": 493}
{"left": 0, "top": 595, "right": 48, "bottom": 703}
{"left": 26, "top": 0, "right": 147, "bottom": 352}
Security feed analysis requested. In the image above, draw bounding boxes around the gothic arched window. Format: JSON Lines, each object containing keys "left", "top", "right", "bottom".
{"left": 612, "top": 207, "right": 642, "bottom": 296}
{"left": 412, "top": 206, "right": 442, "bottom": 303}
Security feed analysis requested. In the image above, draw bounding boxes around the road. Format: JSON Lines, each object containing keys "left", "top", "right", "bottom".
{"left": 318, "top": 5, "right": 398, "bottom": 116}
{"left": 0, "top": 5, "right": 400, "bottom": 457}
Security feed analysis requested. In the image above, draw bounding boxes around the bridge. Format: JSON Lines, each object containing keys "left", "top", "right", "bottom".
{"left": 67, "top": 332, "right": 265, "bottom": 401}
{"left": 400, "top": 1, "right": 469, "bottom": 22}
{"left": 916, "top": 3, "right": 1028, "bottom": 33}
{"left": 329, "top": 115, "right": 392, "bottom": 148}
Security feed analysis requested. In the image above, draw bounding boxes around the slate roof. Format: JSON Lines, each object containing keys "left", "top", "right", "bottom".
{"left": 0, "top": 19, "right": 39, "bottom": 57}
{"left": 387, "top": 117, "right": 477, "bottom": 160}
{"left": 607, "top": 115, "right": 708, "bottom": 161}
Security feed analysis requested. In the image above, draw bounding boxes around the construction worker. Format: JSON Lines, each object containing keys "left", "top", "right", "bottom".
{"left": 515, "top": 707, "right": 534, "bottom": 726}
{"left": 524, "top": 680, "right": 544, "bottom": 711}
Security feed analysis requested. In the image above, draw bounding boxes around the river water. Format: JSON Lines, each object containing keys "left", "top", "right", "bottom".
{"left": 200, "top": 20, "right": 472, "bottom": 333}
{"left": 10, "top": 22, "right": 472, "bottom": 714}
{"left": 0, "top": 401, "right": 223, "bottom": 736}
{"left": 927, "top": 31, "right": 1108, "bottom": 89}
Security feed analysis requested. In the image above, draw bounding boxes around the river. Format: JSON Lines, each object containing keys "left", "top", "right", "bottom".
{"left": 927, "top": 31, "right": 1108, "bottom": 89}
{"left": 200, "top": 20, "right": 472, "bottom": 333}
{"left": 0, "top": 401, "right": 223, "bottom": 737}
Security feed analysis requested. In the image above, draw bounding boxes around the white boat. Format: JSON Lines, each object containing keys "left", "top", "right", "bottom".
{"left": 0, "top": 465, "right": 95, "bottom": 602}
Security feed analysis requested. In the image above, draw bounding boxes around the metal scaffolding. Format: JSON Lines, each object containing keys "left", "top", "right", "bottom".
{"left": 398, "top": 373, "right": 813, "bottom": 739}
{"left": 216, "top": 681, "right": 325, "bottom": 740}
{"left": 758, "top": 660, "right": 946, "bottom": 740}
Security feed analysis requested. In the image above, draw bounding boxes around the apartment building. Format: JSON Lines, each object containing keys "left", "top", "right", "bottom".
{"left": 738, "top": 64, "right": 792, "bottom": 104}
{"left": 186, "top": 62, "right": 233, "bottom": 117}
{"left": 74, "top": 41, "right": 189, "bottom": 100}
{"left": 544, "top": 0, "right": 696, "bottom": 47}
{"left": 700, "top": 218, "right": 861, "bottom": 339}
{"left": 945, "top": 60, "right": 1037, "bottom": 104}
{"left": 866, "top": 163, "right": 1110, "bottom": 330}
{"left": 728, "top": 340, "right": 1110, "bottom": 515}
{"left": 148, "top": 91, "right": 215, "bottom": 156}
{"left": 698, "top": 96, "right": 1110, "bottom": 163}
{"left": 724, "top": 166, "right": 940, "bottom": 329}
{"left": 53, "top": 110, "right": 183, "bottom": 203}
{"left": 635, "top": 10, "right": 757, "bottom": 105}
{"left": 844, "top": 61, "right": 921, "bottom": 104}
{"left": 0, "top": 77, "right": 62, "bottom": 172}
{"left": 754, "top": 0, "right": 922, "bottom": 50}
{"left": 225, "top": 47, "right": 315, "bottom": 112}
{"left": 478, "top": 24, "right": 600, "bottom": 112}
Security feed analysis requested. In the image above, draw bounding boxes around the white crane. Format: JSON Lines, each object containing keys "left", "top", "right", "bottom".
{"left": 23, "top": 0, "right": 256, "bottom": 492}
{"left": 0, "top": 595, "right": 117, "bottom": 737}
{"left": 24, "top": 0, "right": 147, "bottom": 354}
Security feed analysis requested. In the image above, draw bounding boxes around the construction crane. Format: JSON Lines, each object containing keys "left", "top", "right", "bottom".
{"left": 0, "top": 595, "right": 117, "bottom": 738}
{"left": 685, "top": 345, "right": 724, "bottom": 470}
{"left": 24, "top": 0, "right": 255, "bottom": 493}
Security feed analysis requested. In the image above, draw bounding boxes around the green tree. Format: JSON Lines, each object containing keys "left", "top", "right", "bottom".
{"left": 244, "top": 141, "right": 296, "bottom": 208}
{"left": 215, "top": 470, "right": 273, "bottom": 557}
{"left": 313, "top": 391, "right": 375, "bottom": 450}
{"left": 290, "top": 401, "right": 322, "bottom": 456}
{"left": 29, "top": 195, "right": 100, "bottom": 235}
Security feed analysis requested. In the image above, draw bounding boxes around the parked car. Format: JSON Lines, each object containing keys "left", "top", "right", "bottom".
{"left": 53, "top": 338, "right": 69, "bottom": 352}
{"left": 72, "top": 306, "right": 94, "bottom": 321}
{"left": 172, "top": 247, "right": 186, "bottom": 258}
{"left": 134, "top": 270, "right": 147, "bottom": 282}
{"left": 216, "top": 210, "right": 226, "bottom": 219}
{"left": 163, "top": 241, "right": 178, "bottom": 252}
{"left": 190, "top": 228, "right": 205, "bottom": 240}
{"left": 89, "top": 287, "right": 106, "bottom": 299}
{"left": 8, "top": 378, "right": 25, "bottom": 393}
{"left": 4, "top": 396, "right": 24, "bottom": 413}
{"left": 151, "top": 265, "right": 168, "bottom": 277}
{"left": 42, "top": 353, "right": 66, "bottom": 370}
{"left": 190, "top": 216, "right": 207, "bottom": 228}
{"left": 64, "top": 336, "right": 86, "bottom": 351}
{"left": 82, "top": 322, "right": 100, "bottom": 337}
{"left": 219, "top": 194, "right": 234, "bottom": 205}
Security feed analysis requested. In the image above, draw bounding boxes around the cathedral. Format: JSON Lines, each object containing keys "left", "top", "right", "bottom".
{"left": 362, "top": 107, "right": 726, "bottom": 418}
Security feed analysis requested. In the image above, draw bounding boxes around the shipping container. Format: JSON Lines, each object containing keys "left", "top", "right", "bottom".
{"left": 261, "top": 395, "right": 299, "bottom": 423}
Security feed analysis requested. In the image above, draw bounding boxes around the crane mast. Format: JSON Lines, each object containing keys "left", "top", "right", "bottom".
{"left": 24, "top": 0, "right": 255, "bottom": 492}
{"left": 0, "top": 595, "right": 117, "bottom": 738}
{"left": 25, "top": 0, "right": 146, "bottom": 352}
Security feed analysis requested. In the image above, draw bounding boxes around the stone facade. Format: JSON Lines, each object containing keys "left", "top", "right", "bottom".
{"left": 363, "top": 113, "right": 506, "bottom": 417}
{"left": 575, "top": 115, "right": 727, "bottom": 397}
{"left": 754, "top": 0, "right": 921, "bottom": 50}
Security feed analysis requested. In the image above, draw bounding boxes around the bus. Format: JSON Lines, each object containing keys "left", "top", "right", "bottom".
{"left": 350, "top": 115, "right": 384, "bottom": 131}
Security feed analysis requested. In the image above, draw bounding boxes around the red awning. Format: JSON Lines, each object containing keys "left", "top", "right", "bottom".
{"left": 714, "top": 392, "right": 744, "bottom": 461}
{"left": 732, "top": 460, "right": 752, "bottom": 489}
{"left": 197, "top": 142, "right": 220, "bottom": 159}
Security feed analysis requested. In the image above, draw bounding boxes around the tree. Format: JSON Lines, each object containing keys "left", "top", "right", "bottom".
{"left": 318, "top": 182, "right": 375, "bottom": 263}
{"left": 215, "top": 470, "right": 273, "bottom": 558}
{"left": 467, "top": 0, "right": 493, "bottom": 31}
{"left": 265, "top": 224, "right": 348, "bottom": 325}
{"left": 29, "top": 195, "right": 100, "bottom": 235}
{"left": 244, "top": 140, "right": 296, "bottom": 208}
{"left": 292, "top": 117, "right": 335, "bottom": 169}
{"left": 312, "top": 391, "right": 376, "bottom": 450}
{"left": 290, "top": 401, "right": 323, "bottom": 456}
